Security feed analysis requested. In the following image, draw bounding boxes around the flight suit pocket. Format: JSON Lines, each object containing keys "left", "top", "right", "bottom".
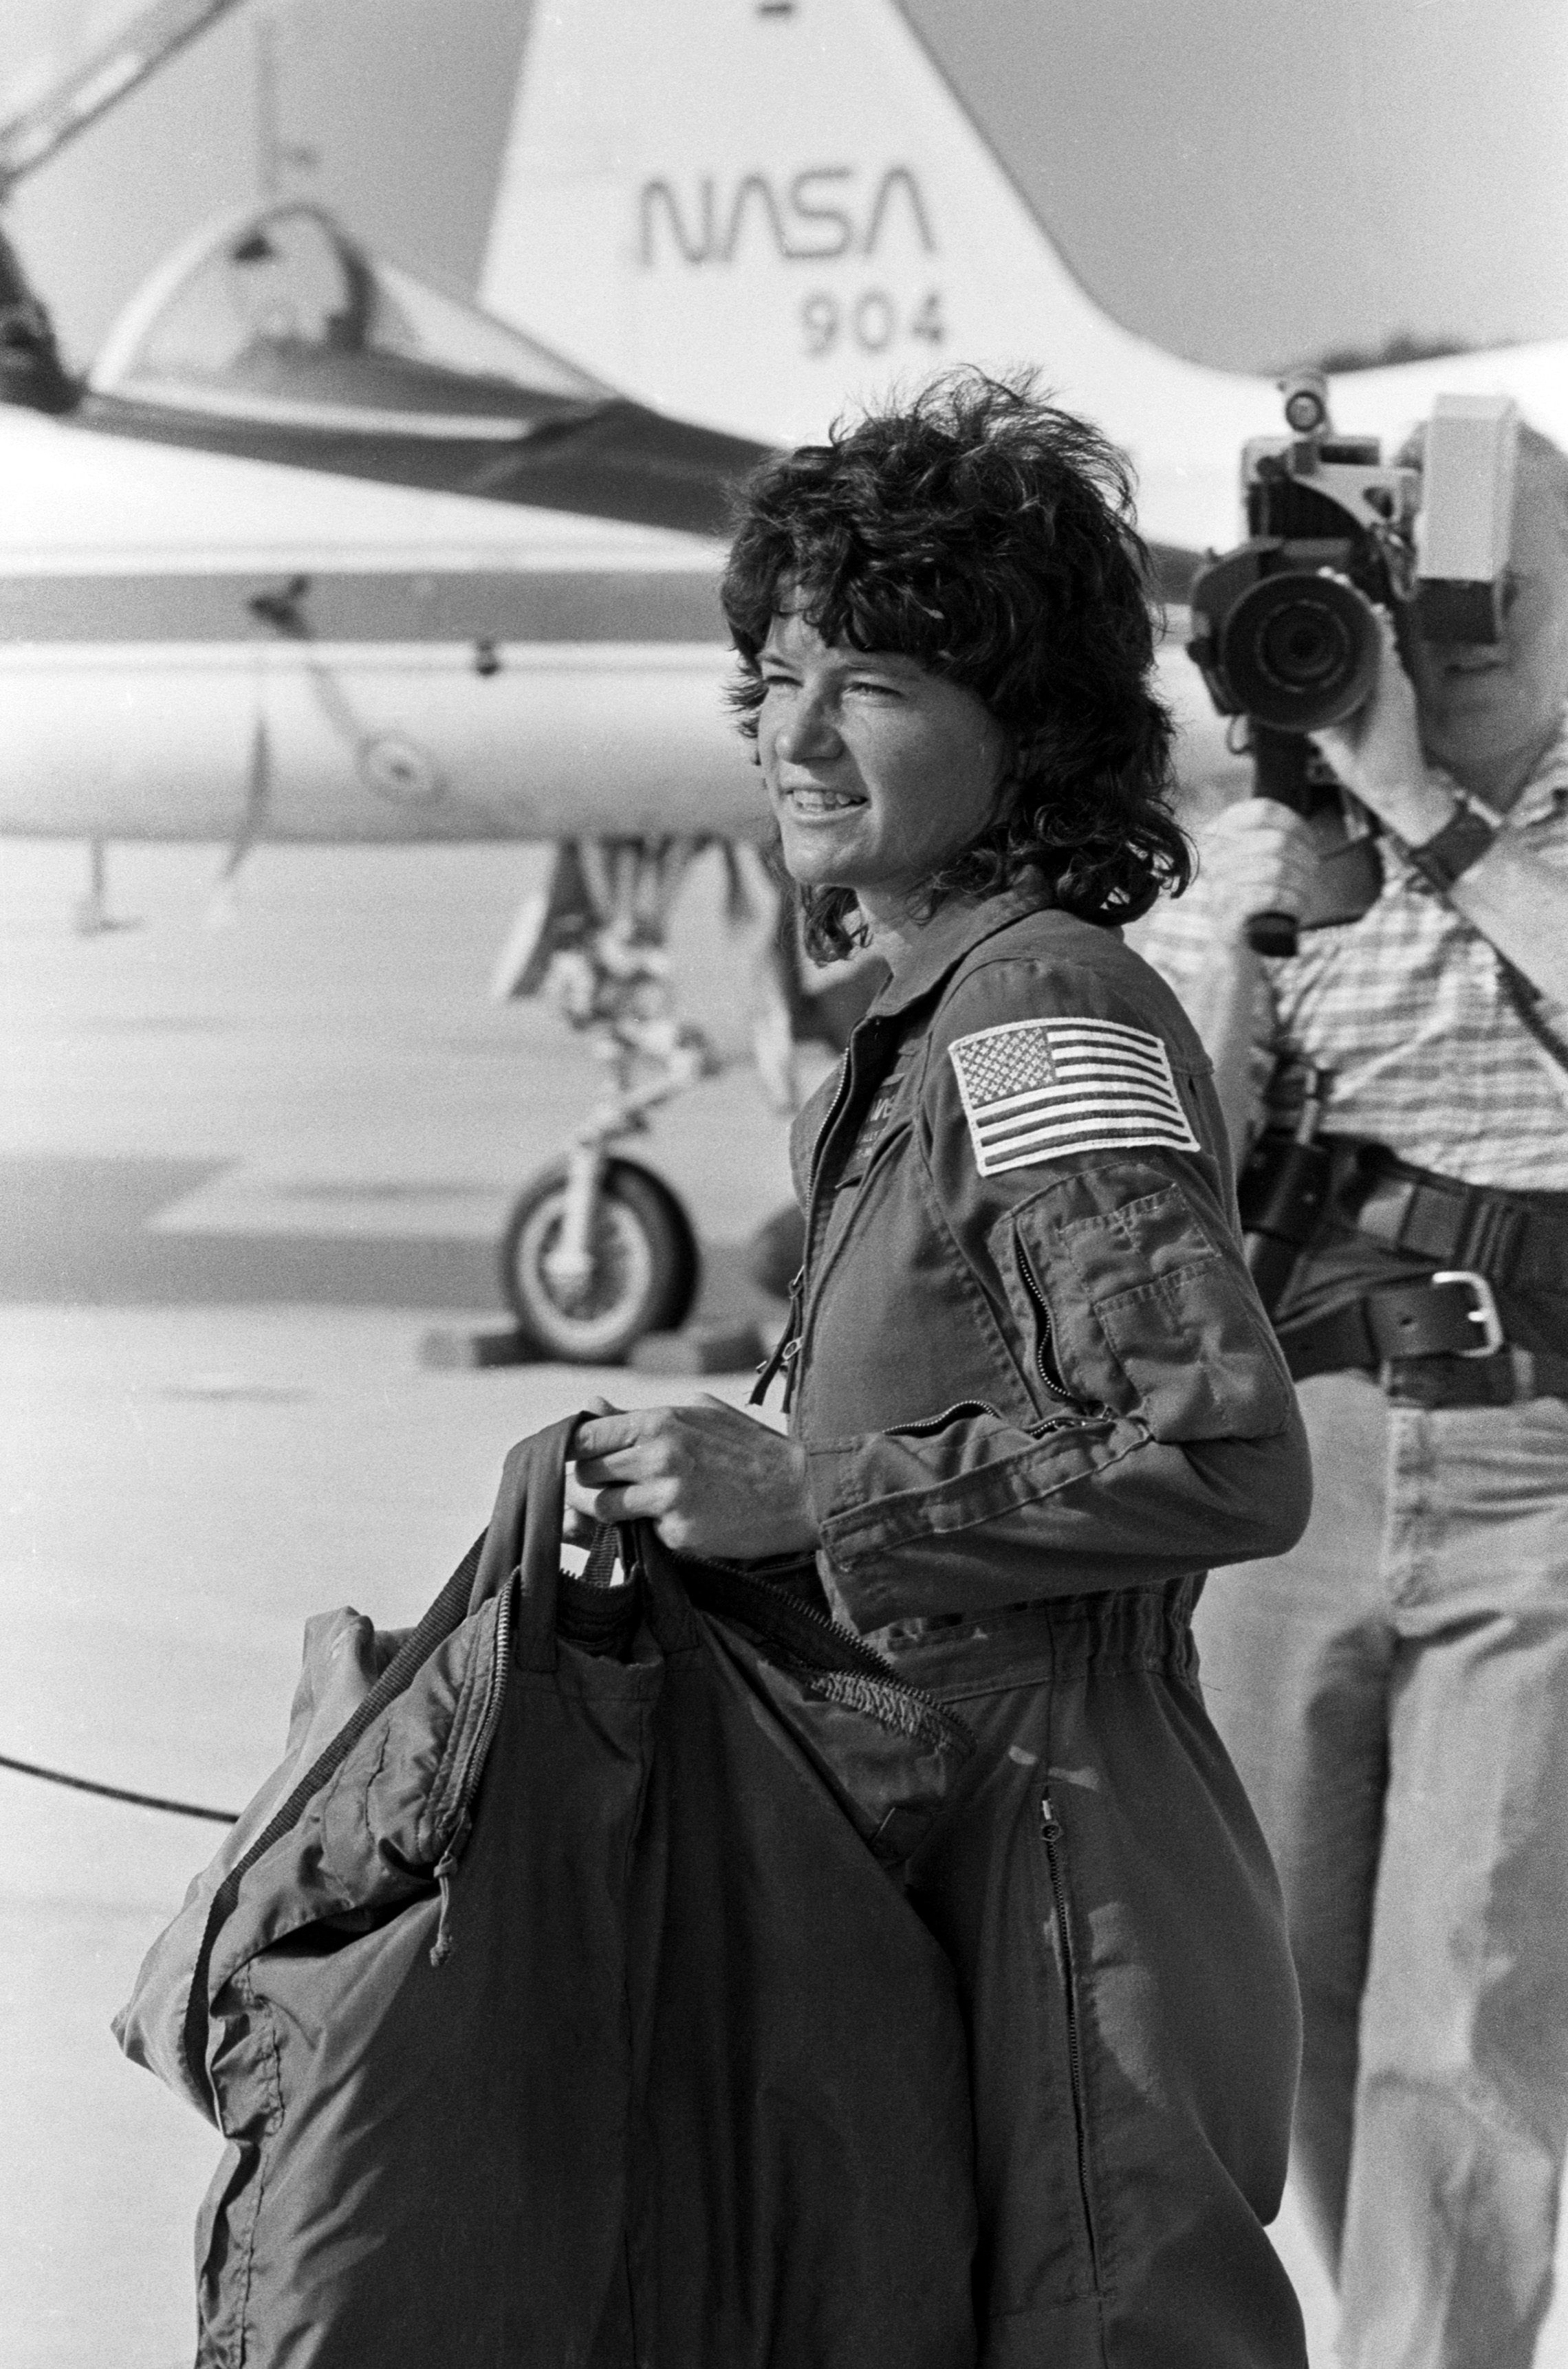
{"left": 1002, "top": 1163, "right": 1295, "bottom": 1442}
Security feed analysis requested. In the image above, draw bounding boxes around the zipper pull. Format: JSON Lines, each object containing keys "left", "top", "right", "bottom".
{"left": 428, "top": 1809, "right": 472, "bottom": 1969}
{"left": 1040, "top": 1792, "right": 1060, "bottom": 1840}
{"left": 750, "top": 1265, "right": 805, "bottom": 1408}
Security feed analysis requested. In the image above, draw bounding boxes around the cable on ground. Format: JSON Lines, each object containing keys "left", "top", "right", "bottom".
{"left": 0, "top": 1749, "right": 237, "bottom": 1823}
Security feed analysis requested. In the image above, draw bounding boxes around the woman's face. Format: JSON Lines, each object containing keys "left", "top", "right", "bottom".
{"left": 756, "top": 609, "right": 1010, "bottom": 922}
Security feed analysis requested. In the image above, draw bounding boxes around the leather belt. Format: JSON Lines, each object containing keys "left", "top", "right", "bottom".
{"left": 1279, "top": 1271, "right": 1568, "bottom": 1406}
{"left": 1349, "top": 1155, "right": 1568, "bottom": 1288}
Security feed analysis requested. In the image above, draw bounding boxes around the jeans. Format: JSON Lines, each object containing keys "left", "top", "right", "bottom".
{"left": 1195, "top": 1371, "right": 1568, "bottom": 2369}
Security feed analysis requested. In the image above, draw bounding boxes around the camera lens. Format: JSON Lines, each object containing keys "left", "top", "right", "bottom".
{"left": 1220, "top": 571, "right": 1380, "bottom": 732}
{"left": 1259, "top": 600, "right": 1352, "bottom": 689}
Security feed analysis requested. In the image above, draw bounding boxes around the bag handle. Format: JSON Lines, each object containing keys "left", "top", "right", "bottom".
{"left": 179, "top": 1415, "right": 581, "bottom": 2115}
{"left": 468, "top": 1415, "right": 580, "bottom": 1668}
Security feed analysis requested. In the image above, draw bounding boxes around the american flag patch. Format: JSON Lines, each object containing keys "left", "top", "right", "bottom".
{"left": 948, "top": 1016, "right": 1199, "bottom": 1175}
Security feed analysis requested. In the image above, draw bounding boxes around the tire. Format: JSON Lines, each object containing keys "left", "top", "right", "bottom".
{"left": 499, "top": 1158, "right": 700, "bottom": 1363}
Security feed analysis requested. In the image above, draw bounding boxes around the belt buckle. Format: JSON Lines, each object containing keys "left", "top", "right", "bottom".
{"left": 1430, "top": 1269, "right": 1505, "bottom": 1357}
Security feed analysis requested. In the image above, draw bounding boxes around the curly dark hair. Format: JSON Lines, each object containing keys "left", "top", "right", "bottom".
{"left": 722, "top": 371, "right": 1193, "bottom": 958}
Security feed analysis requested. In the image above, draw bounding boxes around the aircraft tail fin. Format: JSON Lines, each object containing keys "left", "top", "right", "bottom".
{"left": 480, "top": 0, "right": 1568, "bottom": 555}
{"left": 481, "top": 0, "right": 1288, "bottom": 545}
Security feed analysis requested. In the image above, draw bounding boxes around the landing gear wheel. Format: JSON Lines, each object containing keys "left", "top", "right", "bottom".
{"left": 499, "top": 1157, "right": 700, "bottom": 1363}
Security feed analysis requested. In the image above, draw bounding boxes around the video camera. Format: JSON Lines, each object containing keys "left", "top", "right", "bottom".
{"left": 1186, "top": 375, "right": 1520, "bottom": 954}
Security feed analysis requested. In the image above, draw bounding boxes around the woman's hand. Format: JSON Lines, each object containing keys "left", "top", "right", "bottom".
{"left": 1199, "top": 798, "right": 1319, "bottom": 942}
{"left": 568, "top": 1396, "right": 820, "bottom": 1561}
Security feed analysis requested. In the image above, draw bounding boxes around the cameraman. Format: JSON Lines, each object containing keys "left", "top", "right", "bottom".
{"left": 1135, "top": 421, "right": 1568, "bottom": 2369}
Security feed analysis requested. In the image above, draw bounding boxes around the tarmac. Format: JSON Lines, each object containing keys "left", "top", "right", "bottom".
{"left": 2, "top": 835, "right": 1562, "bottom": 2367}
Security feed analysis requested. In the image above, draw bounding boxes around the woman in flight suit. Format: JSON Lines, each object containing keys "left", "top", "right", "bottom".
{"left": 570, "top": 373, "right": 1313, "bottom": 2369}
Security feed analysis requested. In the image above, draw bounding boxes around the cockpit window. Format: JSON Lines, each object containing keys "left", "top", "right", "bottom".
{"left": 90, "top": 202, "right": 610, "bottom": 434}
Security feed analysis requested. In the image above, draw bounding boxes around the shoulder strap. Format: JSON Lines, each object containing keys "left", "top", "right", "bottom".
{"left": 1499, "top": 954, "right": 1568, "bottom": 1080}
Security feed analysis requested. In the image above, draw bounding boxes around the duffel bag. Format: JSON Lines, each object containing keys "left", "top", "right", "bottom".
{"left": 116, "top": 1413, "right": 979, "bottom": 2368}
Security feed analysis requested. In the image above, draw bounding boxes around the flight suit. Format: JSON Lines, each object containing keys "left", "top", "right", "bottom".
{"left": 774, "top": 887, "right": 1314, "bottom": 2369}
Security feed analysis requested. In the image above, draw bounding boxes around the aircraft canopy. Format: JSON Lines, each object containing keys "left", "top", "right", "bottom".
{"left": 89, "top": 201, "right": 611, "bottom": 438}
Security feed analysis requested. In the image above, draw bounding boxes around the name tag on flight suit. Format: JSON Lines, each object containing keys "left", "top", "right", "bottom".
{"left": 836, "top": 1047, "right": 916, "bottom": 1190}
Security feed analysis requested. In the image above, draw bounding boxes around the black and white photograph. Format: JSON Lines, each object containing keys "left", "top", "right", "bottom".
{"left": 3, "top": 3, "right": 1567, "bottom": 2363}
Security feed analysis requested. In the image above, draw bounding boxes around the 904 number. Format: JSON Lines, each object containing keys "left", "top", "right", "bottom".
{"left": 801, "top": 287, "right": 945, "bottom": 358}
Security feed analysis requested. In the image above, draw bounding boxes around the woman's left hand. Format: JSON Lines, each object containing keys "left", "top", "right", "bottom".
{"left": 568, "top": 1396, "right": 821, "bottom": 1561}
{"left": 1309, "top": 601, "right": 1448, "bottom": 844}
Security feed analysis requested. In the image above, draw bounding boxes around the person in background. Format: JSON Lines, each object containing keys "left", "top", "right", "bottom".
{"left": 1133, "top": 422, "right": 1568, "bottom": 2369}
{"left": 571, "top": 372, "right": 1314, "bottom": 2368}
{"left": 0, "top": 225, "right": 75, "bottom": 415}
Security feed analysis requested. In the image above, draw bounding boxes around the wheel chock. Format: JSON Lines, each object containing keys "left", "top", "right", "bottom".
{"left": 628, "top": 1320, "right": 768, "bottom": 1375}
{"left": 417, "top": 1324, "right": 544, "bottom": 1370}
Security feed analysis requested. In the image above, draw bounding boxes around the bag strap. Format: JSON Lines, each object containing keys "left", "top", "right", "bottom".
{"left": 180, "top": 1415, "right": 580, "bottom": 2115}
{"left": 1499, "top": 954, "right": 1568, "bottom": 1083}
{"left": 469, "top": 1415, "right": 578, "bottom": 1667}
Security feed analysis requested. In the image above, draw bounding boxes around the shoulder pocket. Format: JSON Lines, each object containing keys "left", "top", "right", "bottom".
{"left": 1000, "top": 1160, "right": 1294, "bottom": 1442}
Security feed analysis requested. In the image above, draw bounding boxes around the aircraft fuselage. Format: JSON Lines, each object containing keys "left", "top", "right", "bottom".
{"left": 0, "top": 407, "right": 762, "bottom": 846}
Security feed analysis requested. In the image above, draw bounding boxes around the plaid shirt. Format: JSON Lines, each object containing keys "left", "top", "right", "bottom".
{"left": 1133, "top": 710, "right": 1568, "bottom": 1192}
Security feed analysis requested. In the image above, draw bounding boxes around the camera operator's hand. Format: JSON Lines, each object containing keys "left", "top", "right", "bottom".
{"left": 1308, "top": 601, "right": 1451, "bottom": 846}
{"left": 1199, "top": 798, "right": 1318, "bottom": 945}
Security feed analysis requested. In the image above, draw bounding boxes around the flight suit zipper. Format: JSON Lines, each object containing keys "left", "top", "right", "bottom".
{"left": 428, "top": 1577, "right": 515, "bottom": 1967}
{"left": 886, "top": 1397, "right": 1007, "bottom": 1434}
{"left": 808, "top": 1048, "right": 858, "bottom": 1198}
{"left": 751, "top": 1265, "right": 805, "bottom": 1410}
{"left": 862, "top": 1221, "right": 1114, "bottom": 1443}
{"left": 1014, "top": 1233, "right": 1082, "bottom": 1407}
{"left": 884, "top": 1397, "right": 1115, "bottom": 1442}
{"left": 754, "top": 1031, "right": 884, "bottom": 1415}
{"left": 1039, "top": 1789, "right": 1102, "bottom": 2284}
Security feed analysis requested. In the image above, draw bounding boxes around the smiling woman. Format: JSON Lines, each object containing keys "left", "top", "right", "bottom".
{"left": 754, "top": 615, "right": 1008, "bottom": 929}
{"left": 721, "top": 376, "right": 1192, "bottom": 963}
{"left": 569, "top": 372, "right": 1317, "bottom": 2368}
